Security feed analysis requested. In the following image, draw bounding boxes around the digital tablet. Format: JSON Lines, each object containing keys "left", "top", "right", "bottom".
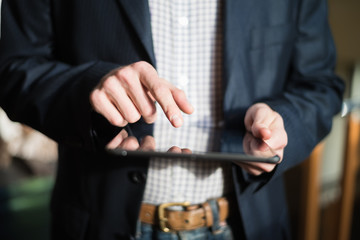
{"left": 108, "top": 123, "right": 280, "bottom": 164}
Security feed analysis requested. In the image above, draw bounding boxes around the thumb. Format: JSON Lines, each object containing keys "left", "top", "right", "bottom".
{"left": 252, "top": 123, "right": 272, "bottom": 140}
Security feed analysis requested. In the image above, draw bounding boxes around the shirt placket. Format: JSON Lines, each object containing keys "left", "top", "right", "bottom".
{"left": 170, "top": 0, "right": 191, "bottom": 202}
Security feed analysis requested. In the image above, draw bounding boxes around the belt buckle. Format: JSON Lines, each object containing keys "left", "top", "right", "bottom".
{"left": 158, "top": 201, "right": 191, "bottom": 232}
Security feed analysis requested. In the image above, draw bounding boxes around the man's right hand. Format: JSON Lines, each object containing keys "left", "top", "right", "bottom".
{"left": 90, "top": 61, "right": 194, "bottom": 129}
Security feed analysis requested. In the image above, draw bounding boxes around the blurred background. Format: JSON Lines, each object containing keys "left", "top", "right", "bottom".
{"left": 0, "top": 108, "right": 57, "bottom": 239}
{"left": 0, "top": 0, "right": 360, "bottom": 239}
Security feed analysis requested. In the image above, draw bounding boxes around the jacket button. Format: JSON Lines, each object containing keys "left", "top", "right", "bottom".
{"left": 129, "top": 171, "right": 146, "bottom": 184}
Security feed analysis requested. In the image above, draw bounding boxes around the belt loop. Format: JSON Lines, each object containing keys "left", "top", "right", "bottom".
{"left": 208, "top": 199, "right": 221, "bottom": 233}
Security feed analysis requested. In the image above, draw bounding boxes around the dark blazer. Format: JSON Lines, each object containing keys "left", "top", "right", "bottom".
{"left": 0, "top": 0, "right": 344, "bottom": 239}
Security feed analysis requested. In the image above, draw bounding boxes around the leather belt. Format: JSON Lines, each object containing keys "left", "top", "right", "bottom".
{"left": 139, "top": 197, "right": 229, "bottom": 232}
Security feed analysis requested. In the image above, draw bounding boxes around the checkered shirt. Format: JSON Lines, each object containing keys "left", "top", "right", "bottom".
{"left": 144, "top": 0, "right": 232, "bottom": 205}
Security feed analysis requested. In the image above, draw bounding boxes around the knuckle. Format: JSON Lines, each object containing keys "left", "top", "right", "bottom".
{"left": 152, "top": 84, "right": 168, "bottom": 97}
{"left": 132, "top": 61, "right": 151, "bottom": 71}
{"left": 103, "top": 76, "right": 117, "bottom": 89}
{"left": 132, "top": 61, "right": 157, "bottom": 77}
{"left": 280, "top": 139, "right": 288, "bottom": 149}
{"left": 89, "top": 89, "right": 100, "bottom": 102}
{"left": 89, "top": 90, "right": 104, "bottom": 111}
{"left": 116, "top": 67, "right": 134, "bottom": 82}
{"left": 173, "top": 88, "right": 185, "bottom": 96}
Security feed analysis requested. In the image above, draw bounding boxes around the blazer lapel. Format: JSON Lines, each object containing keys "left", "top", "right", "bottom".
{"left": 223, "top": 0, "right": 255, "bottom": 66}
{"left": 117, "top": 0, "right": 156, "bottom": 66}
{"left": 223, "top": 0, "right": 256, "bottom": 117}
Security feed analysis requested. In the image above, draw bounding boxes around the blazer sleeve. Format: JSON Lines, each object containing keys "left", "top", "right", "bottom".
{"left": 261, "top": 0, "right": 344, "bottom": 183}
{"left": 233, "top": 0, "right": 344, "bottom": 191}
{"left": 0, "top": 0, "right": 119, "bottom": 150}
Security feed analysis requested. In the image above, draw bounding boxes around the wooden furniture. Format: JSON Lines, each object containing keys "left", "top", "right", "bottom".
{"left": 291, "top": 63, "right": 360, "bottom": 240}
{"left": 298, "top": 143, "right": 324, "bottom": 240}
{"left": 338, "top": 113, "right": 360, "bottom": 240}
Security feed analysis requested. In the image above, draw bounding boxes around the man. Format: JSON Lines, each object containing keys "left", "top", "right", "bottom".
{"left": 0, "top": 0, "right": 344, "bottom": 239}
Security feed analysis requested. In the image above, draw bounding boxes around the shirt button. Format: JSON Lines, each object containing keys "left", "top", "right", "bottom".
{"left": 178, "top": 75, "right": 189, "bottom": 85}
{"left": 178, "top": 16, "right": 189, "bottom": 27}
{"left": 176, "top": 75, "right": 189, "bottom": 90}
{"left": 129, "top": 171, "right": 147, "bottom": 184}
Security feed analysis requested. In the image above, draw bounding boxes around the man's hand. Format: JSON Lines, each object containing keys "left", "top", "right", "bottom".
{"left": 90, "top": 61, "right": 194, "bottom": 128}
{"left": 106, "top": 129, "right": 156, "bottom": 150}
{"left": 240, "top": 103, "right": 288, "bottom": 176}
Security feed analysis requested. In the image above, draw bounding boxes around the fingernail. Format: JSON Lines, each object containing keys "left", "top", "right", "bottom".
{"left": 170, "top": 114, "right": 182, "bottom": 127}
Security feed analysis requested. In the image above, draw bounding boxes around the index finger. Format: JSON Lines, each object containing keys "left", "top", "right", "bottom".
{"left": 141, "top": 79, "right": 193, "bottom": 128}
{"left": 151, "top": 84, "right": 185, "bottom": 128}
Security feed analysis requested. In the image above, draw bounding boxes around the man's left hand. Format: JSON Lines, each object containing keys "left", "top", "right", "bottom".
{"left": 240, "top": 103, "right": 288, "bottom": 176}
